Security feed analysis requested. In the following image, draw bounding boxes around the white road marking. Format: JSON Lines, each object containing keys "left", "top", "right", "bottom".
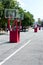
{"left": 0, "top": 40, "right": 31, "bottom": 65}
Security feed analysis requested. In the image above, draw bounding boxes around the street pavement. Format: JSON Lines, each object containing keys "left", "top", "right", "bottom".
{"left": 0, "top": 28, "right": 43, "bottom": 65}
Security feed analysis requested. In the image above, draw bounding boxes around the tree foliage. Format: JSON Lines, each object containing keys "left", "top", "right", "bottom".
{"left": 0, "top": 0, "right": 35, "bottom": 30}
{"left": 0, "top": 0, "right": 19, "bottom": 29}
{"left": 22, "top": 11, "right": 35, "bottom": 26}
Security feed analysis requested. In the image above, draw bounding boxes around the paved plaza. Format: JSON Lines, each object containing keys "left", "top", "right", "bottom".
{"left": 0, "top": 28, "right": 43, "bottom": 65}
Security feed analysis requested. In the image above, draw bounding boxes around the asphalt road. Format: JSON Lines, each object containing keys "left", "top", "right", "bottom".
{"left": 0, "top": 28, "right": 43, "bottom": 65}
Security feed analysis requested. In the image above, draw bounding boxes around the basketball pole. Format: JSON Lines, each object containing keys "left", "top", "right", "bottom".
{"left": 7, "top": 18, "right": 10, "bottom": 31}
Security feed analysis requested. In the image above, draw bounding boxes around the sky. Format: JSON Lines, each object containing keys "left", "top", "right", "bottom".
{"left": 17, "top": 0, "right": 43, "bottom": 21}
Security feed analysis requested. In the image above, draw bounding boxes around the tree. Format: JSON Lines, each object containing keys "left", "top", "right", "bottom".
{"left": 0, "top": 0, "right": 35, "bottom": 30}
{"left": 0, "top": 0, "right": 19, "bottom": 29}
{"left": 0, "top": 1, "right": 4, "bottom": 28}
{"left": 22, "top": 11, "right": 35, "bottom": 27}
{"left": 2, "top": 0, "right": 19, "bottom": 8}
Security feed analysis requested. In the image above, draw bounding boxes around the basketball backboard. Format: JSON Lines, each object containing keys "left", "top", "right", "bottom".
{"left": 19, "top": 13, "right": 24, "bottom": 20}
{"left": 5, "top": 9, "right": 19, "bottom": 19}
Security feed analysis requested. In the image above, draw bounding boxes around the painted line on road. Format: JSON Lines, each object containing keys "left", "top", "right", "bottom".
{"left": 0, "top": 40, "right": 31, "bottom": 65}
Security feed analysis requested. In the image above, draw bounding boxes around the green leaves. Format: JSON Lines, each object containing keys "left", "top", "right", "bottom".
{"left": 0, "top": 2, "right": 4, "bottom": 10}
{"left": 0, "top": 0, "right": 35, "bottom": 29}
